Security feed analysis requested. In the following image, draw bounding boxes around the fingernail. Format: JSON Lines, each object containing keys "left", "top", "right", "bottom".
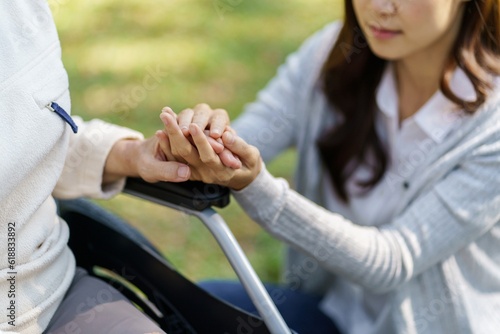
{"left": 181, "top": 126, "right": 188, "bottom": 132}
{"left": 177, "top": 165, "right": 189, "bottom": 178}
{"left": 160, "top": 113, "right": 168, "bottom": 125}
{"left": 161, "top": 107, "right": 170, "bottom": 113}
{"left": 212, "top": 129, "right": 221, "bottom": 137}
{"left": 190, "top": 124, "right": 198, "bottom": 135}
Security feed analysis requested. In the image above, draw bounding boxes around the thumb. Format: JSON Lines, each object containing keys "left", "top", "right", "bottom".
{"left": 142, "top": 160, "right": 191, "bottom": 183}
{"left": 221, "top": 132, "right": 259, "bottom": 166}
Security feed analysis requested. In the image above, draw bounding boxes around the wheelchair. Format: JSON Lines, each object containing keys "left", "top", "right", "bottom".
{"left": 59, "top": 178, "right": 294, "bottom": 334}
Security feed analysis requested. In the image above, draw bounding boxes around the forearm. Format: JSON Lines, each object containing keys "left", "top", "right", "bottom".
{"left": 232, "top": 165, "right": 499, "bottom": 293}
{"left": 53, "top": 118, "right": 144, "bottom": 199}
{"left": 231, "top": 168, "right": 401, "bottom": 292}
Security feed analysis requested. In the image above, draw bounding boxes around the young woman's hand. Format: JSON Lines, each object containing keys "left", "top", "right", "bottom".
{"left": 164, "top": 103, "right": 230, "bottom": 139}
{"left": 158, "top": 111, "right": 262, "bottom": 190}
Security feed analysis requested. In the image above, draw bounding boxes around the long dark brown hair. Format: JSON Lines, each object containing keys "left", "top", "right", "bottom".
{"left": 318, "top": 0, "right": 500, "bottom": 202}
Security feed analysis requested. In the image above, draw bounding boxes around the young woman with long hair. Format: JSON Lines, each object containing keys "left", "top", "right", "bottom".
{"left": 159, "top": 0, "right": 500, "bottom": 332}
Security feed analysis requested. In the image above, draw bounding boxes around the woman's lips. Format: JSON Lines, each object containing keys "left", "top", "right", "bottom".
{"left": 369, "top": 25, "right": 402, "bottom": 40}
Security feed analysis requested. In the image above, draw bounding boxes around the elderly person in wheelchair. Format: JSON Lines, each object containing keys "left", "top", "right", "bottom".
{"left": 0, "top": 1, "right": 278, "bottom": 333}
{"left": 1, "top": 2, "right": 290, "bottom": 334}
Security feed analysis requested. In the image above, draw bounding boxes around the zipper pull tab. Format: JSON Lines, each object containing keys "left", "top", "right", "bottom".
{"left": 47, "top": 102, "right": 78, "bottom": 133}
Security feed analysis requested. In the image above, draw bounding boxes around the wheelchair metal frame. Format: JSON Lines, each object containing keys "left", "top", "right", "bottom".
{"left": 123, "top": 178, "right": 291, "bottom": 334}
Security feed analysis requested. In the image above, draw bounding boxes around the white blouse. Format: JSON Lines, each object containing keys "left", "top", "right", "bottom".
{"left": 320, "top": 64, "right": 476, "bottom": 334}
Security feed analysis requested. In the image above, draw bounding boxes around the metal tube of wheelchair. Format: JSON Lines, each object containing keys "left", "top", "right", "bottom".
{"left": 195, "top": 208, "right": 292, "bottom": 334}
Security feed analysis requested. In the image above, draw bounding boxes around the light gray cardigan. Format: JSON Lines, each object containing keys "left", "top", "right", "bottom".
{"left": 232, "top": 22, "right": 500, "bottom": 333}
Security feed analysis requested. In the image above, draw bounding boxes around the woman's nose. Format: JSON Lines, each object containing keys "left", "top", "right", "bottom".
{"left": 370, "top": 0, "right": 398, "bottom": 16}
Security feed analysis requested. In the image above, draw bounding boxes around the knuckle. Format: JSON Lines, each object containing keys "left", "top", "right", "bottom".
{"left": 170, "top": 146, "right": 181, "bottom": 156}
{"left": 214, "top": 108, "right": 229, "bottom": 119}
{"left": 138, "top": 163, "right": 156, "bottom": 182}
{"left": 201, "top": 155, "right": 218, "bottom": 166}
{"left": 180, "top": 108, "right": 193, "bottom": 114}
{"left": 249, "top": 146, "right": 259, "bottom": 156}
{"left": 170, "top": 146, "right": 179, "bottom": 155}
{"left": 178, "top": 108, "right": 193, "bottom": 117}
{"left": 176, "top": 146, "right": 191, "bottom": 157}
{"left": 195, "top": 103, "right": 211, "bottom": 111}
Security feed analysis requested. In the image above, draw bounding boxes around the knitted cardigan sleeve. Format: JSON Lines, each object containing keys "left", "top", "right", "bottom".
{"left": 232, "top": 129, "right": 500, "bottom": 294}
{"left": 52, "top": 116, "right": 144, "bottom": 199}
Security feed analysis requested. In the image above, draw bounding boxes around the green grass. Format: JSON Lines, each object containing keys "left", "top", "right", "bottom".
{"left": 53, "top": 0, "right": 342, "bottom": 282}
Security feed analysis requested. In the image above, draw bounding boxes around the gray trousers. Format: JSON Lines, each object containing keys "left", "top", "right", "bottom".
{"left": 46, "top": 199, "right": 167, "bottom": 333}
{"left": 44, "top": 268, "right": 166, "bottom": 334}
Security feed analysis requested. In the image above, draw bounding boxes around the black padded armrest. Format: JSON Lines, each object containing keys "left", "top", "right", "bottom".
{"left": 124, "top": 178, "right": 230, "bottom": 211}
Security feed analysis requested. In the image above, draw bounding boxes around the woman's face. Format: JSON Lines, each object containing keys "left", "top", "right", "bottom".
{"left": 352, "top": 0, "right": 467, "bottom": 61}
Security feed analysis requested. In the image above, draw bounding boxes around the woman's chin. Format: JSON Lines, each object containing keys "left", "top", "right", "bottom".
{"left": 367, "top": 43, "right": 407, "bottom": 61}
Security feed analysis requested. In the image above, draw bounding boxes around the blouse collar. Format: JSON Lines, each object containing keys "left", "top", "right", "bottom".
{"left": 375, "top": 63, "right": 476, "bottom": 143}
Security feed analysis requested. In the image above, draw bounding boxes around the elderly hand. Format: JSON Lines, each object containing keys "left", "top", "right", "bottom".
{"left": 103, "top": 134, "right": 191, "bottom": 185}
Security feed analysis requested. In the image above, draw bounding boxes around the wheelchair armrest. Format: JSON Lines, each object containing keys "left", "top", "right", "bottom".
{"left": 124, "top": 178, "right": 230, "bottom": 211}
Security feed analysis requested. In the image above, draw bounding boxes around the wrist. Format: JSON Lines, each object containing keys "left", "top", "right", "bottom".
{"left": 103, "top": 138, "right": 142, "bottom": 184}
{"left": 229, "top": 158, "right": 262, "bottom": 190}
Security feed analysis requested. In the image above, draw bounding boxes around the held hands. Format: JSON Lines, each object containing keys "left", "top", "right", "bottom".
{"left": 103, "top": 103, "right": 261, "bottom": 189}
{"left": 160, "top": 104, "right": 242, "bottom": 170}
{"left": 157, "top": 104, "right": 262, "bottom": 190}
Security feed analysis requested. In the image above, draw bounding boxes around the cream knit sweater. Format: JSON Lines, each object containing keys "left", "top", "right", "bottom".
{"left": 0, "top": 2, "right": 143, "bottom": 333}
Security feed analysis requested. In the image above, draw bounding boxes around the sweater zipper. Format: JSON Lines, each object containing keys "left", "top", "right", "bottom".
{"left": 46, "top": 101, "right": 78, "bottom": 133}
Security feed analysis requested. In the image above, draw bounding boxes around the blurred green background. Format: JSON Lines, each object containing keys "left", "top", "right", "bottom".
{"left": 52, "top": 0, "right": 342, "bottom": 282}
